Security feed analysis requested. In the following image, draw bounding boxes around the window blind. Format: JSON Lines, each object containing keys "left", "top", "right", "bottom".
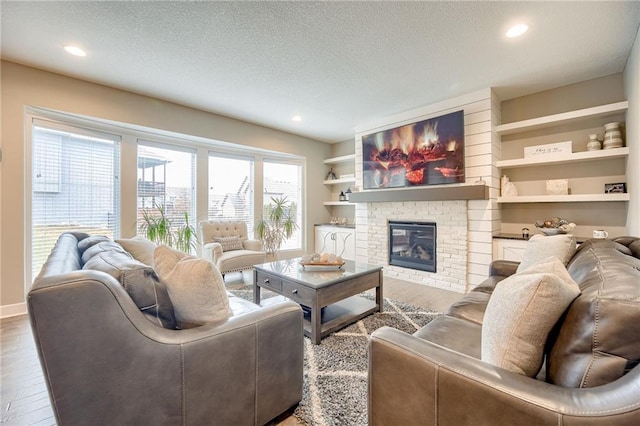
{"left": 31, "top": 120, "right": 120, "bottom": 280}
{"left": 136, "top": 141, "right": 196, "bottom": 241}
{"left": 263, "top": 159, "right": 302, "bottom": 250}
{"left": 208, "top": 153, "right": 255, "bottom": 237}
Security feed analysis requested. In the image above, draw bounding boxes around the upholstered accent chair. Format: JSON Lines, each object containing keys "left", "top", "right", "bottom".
{"left": 199, "top": 220, "right": 266, "bottom": 275}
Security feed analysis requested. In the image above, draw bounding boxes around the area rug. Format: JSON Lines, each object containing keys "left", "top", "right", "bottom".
{"left": 228, "top": 286, "right": 441, "bottom": 426}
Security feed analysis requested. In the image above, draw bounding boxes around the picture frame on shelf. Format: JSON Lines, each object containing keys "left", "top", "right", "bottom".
{"left": 604, "top": 182, "right": 626, "bottom": 194}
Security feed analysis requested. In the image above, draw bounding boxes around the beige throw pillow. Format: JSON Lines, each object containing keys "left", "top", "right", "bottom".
{"left": 517, "top": 234, "right": 576, "bottom": 273}
{"left": 212, "top": 236, "right": 243, "bottom": 252}
{"left": 482, "top": 256, "right": 580, "bottom": 377}
{"left": 116, "top": 236, "right": 157, "bottom": 266}
{"left": 153, "top": 245, "right": 231, "bottom": 328}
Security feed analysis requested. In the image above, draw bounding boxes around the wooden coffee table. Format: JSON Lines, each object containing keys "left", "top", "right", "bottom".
{"left": 254, "top": 258, "right": 383, "bottom": 344}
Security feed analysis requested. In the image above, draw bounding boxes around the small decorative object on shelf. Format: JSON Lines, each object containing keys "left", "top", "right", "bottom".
{"left": 535, "top": 217, "right": 576, "bottom": 235}
{"left": 501, "top": 175, "right": 518, "bottom": 197}
{"left": 604, "top": 182, "right": 626, "bottom": 193}
{"left": 345, "top": 187, "right": 352, "bottom": 200}
{"left": 602, "top": 122, "right": 623, "bottom": 149}
{"left": 474, "top": 176, "right": 486, "bottom": 185}
{"left": 522, "top": 228, "right": 530, "bottom": 238}
{"left": 546, "top": 179, "right": 569, "bottom": 195}
{"left": 326, "top": 167, "right": 337, "bottom": 180}
{"left": 339, "top": 191, "right": 346, "bottom": 201}
{"left": 524, "top": 141, "right": 572, "bottom": 158}
{"left": 587, "top": 133, "right": 601, "bottom": 151}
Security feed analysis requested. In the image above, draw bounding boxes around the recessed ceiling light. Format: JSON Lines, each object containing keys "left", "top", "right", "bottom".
{"left": 64, "top": 45, "right": 86, "bottom": 56}
{"left": 506, "top": 24, "right": 529, "bottom": 38}
{"left": 292, "top": 115, "right": 302, "bottom": 122}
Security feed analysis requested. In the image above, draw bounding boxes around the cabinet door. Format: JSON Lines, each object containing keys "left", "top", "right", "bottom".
{"left": 334, "top": 229, "right": 355, "bottom": 260}
{"left": 493, "top": 239, "right": 527, "bottom": 262}
{"left": 315, "top": 227, "right": 335, "bottom": 254}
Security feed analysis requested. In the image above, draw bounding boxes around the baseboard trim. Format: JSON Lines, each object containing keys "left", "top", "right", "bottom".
{"left": 1, "top": 302, "right": 28, "bottom": 319}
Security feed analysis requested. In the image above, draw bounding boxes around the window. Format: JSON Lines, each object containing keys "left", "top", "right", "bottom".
{"left": 208, "top": 153, "right": 255, "bottom": 236}
{"left": 263, "top": 160, "right": 302, "bottom": 250}
{"left": 31, "top": 120, "right": 120, "bottom": 279}
{"left": 137, "top": 141, "right": 196, "bottom": 243}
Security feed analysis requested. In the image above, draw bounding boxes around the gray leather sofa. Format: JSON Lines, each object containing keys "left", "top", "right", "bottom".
{"left": 28, "top": 232, "right": 303, "bottom": 426}
{"left": 369, "top": 237, "right": 640, "bottom": 425}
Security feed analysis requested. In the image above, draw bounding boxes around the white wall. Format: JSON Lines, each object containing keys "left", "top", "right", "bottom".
{"left": 0, "top": 60, "right": 332, "bottom": 314}
{"left": 624, "top": 27, "right": 640, "bottom": 236}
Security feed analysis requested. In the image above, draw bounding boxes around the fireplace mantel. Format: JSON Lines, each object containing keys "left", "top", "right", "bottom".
{"left": 348, "top": 183, "right": 488, "bottom": 203}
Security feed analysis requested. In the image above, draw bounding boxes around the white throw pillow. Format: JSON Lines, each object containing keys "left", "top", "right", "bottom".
{"left": 153, "top": 245, "right": 231, "bottom": 328}
{"left": 212, "top": 236, "right": 243, "bottom": 252}
{"left": 116, "top": 236, "right": 157, "bottom": 266}
{"left": 517, "top": 234, "right": 576, "bottom": 273}
{"left": 482, "top": 256, "right": 580, "bottom": 377}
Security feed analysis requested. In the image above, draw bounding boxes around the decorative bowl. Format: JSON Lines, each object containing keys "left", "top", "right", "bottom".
{"left": 539, "top": 227, "right": 568, "bottom": 236}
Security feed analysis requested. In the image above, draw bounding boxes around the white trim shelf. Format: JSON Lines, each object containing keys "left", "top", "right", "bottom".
{"left": 323, "top": 177, "right": 356, "bottom": 185}
{"left": 497, "top": 147, "right": 629, "bottom": 169}
{"left": 496, "top": 101, "right": 628, "bottom": 135}
{"left": 497, "top": 193, "right": 630, "bottom": 203}
{"left": 324, "top": 201, "right": 355, "bottom": 206}
{"left": 323, "top": 154, "right": 355, "bottom": 165}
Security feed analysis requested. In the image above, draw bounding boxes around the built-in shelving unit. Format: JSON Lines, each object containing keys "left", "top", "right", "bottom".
{"left": 323, "top": 153, "right": 356, "bottom": 209}
{"left": 498, "top": 193, "right": 630, "bottom": 204}
{"left": 323, "top": 154, "right": 355, "bottom": 165}
{"left": 497, "top": 100, "right": 629, "bottom": 205}
{"left": 496, "top": 147, "right": 629, "bottom": 169}
{"left": 496, "top": 101, "right": 628, "bottom": 135}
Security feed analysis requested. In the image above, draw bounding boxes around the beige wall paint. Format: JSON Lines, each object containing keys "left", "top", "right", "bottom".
{"left": 624, "top": 27, "right": 640, "bottom": 236}
{"left": 500, "top": 74, "right": 631, "bottom": 238}
{"left": 0, "top": 60, "right": 332, "bottom": 308}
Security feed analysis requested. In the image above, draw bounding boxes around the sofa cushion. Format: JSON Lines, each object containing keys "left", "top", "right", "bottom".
{"left": 116, "top": 236, "right": 157, "bottom": 265}
{"left": 77, "top": 235, "right": 112, "bottom": 255}
{"left": 548, "top": 238, "right": 640, "bottom": 387}
{"left": 482, "top": 257, "right": 580, "bottom": 377}
{"left": 154, "top": 245, "right": 232, "bottom": 328}
{"left": 517, "top": 234, "right": 576, "bottom": 273}
{"left": 213, "top": 235, "right": 243, "bottom": 252}
{"left": 446, "top": 276, "right": 506, "bottom": 325}
{"left": 83, "top": 250, "right": 177, "bottom": 329}
{"left": 81, "top": 241, "right": 128, "bottom": 264}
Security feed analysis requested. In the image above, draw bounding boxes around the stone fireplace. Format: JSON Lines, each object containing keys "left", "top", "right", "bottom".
{"left": 355, "top": 200, "right": 469, "bottom": 293}
{"left": 388, "top": 221, "right": 436, "bottom": 273}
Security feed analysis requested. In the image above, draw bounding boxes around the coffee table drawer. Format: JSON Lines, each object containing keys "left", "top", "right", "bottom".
{"left": 282, "top": 281, "right": 314, "bottom": 306}
{"left": 256, "top": 272, "right": 282, "bottom": 292}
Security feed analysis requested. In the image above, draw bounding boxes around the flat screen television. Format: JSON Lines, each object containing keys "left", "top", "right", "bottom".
{"left": 361, "top": 110, "right": 464, "bottom": 189}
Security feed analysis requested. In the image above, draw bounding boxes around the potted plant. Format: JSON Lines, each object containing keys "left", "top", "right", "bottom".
{"left": 256, "top": 196, "right": 298, "bottom": 256}
{"left": 140, "top": 202, "right": 198, "bottom": 253}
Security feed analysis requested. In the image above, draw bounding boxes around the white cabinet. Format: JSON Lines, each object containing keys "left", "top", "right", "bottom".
{"left": 314, "top": 226, "right": 355, "bottom": 260}
{"left": 496, "top": 101, "right": 629, "bottom": 204}
{"left": 492, "top": 238, "right": 527, "bottom": 262}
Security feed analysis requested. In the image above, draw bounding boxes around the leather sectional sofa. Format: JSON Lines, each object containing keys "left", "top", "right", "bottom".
{"left": 369, "top": 236, "right": 640, "bottom": 425}
{"left": 28, "top": 232, "right": 303, "bottom": 426}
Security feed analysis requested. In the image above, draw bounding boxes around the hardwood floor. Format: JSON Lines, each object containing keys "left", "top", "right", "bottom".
{"left": 1, "top": 275, "right": 462, "bottom": 425}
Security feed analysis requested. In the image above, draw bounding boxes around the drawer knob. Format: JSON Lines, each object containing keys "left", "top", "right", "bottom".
{"left": 291, "top": 289, "right": 298, "bottom": 294}
{"left": 263, "top": 279, "right": 270, "bottom": 284}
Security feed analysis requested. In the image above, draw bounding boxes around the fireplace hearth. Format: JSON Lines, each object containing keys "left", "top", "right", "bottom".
{"left": 388, "top": 221, "right": 436, "bottom": 273}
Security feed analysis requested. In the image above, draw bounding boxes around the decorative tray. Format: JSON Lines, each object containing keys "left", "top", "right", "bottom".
{"left": 299, "top": 261, "right": 345, "bottom": 270}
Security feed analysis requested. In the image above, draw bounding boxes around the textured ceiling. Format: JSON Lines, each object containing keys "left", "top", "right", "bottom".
{"left": 2, "top": 1, "right": 639, "bottom": 143}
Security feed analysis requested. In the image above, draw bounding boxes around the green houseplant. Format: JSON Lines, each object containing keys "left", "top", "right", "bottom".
{"left": 140, "top": 202, "right": 198, "bottom": 253}
{"left": 256, "top": 196, "right": 298, "bottom": 256}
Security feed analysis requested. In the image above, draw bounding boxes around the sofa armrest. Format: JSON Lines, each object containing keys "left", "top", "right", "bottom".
{"left": 243, "top": 239, "right": 263, "bottom": 251}
{"left": 489, "top": 260, "right": 519, "bottom": 277}
{"left": 369, "top": 327, "right": 640, "bottom": 426}
{"left": 202, "top": 241, "right": 223, "bottom": 263}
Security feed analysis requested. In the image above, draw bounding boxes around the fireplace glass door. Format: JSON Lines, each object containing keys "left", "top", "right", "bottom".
{"left": 388, "top": 221, "right": 436, "bottom": 272}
